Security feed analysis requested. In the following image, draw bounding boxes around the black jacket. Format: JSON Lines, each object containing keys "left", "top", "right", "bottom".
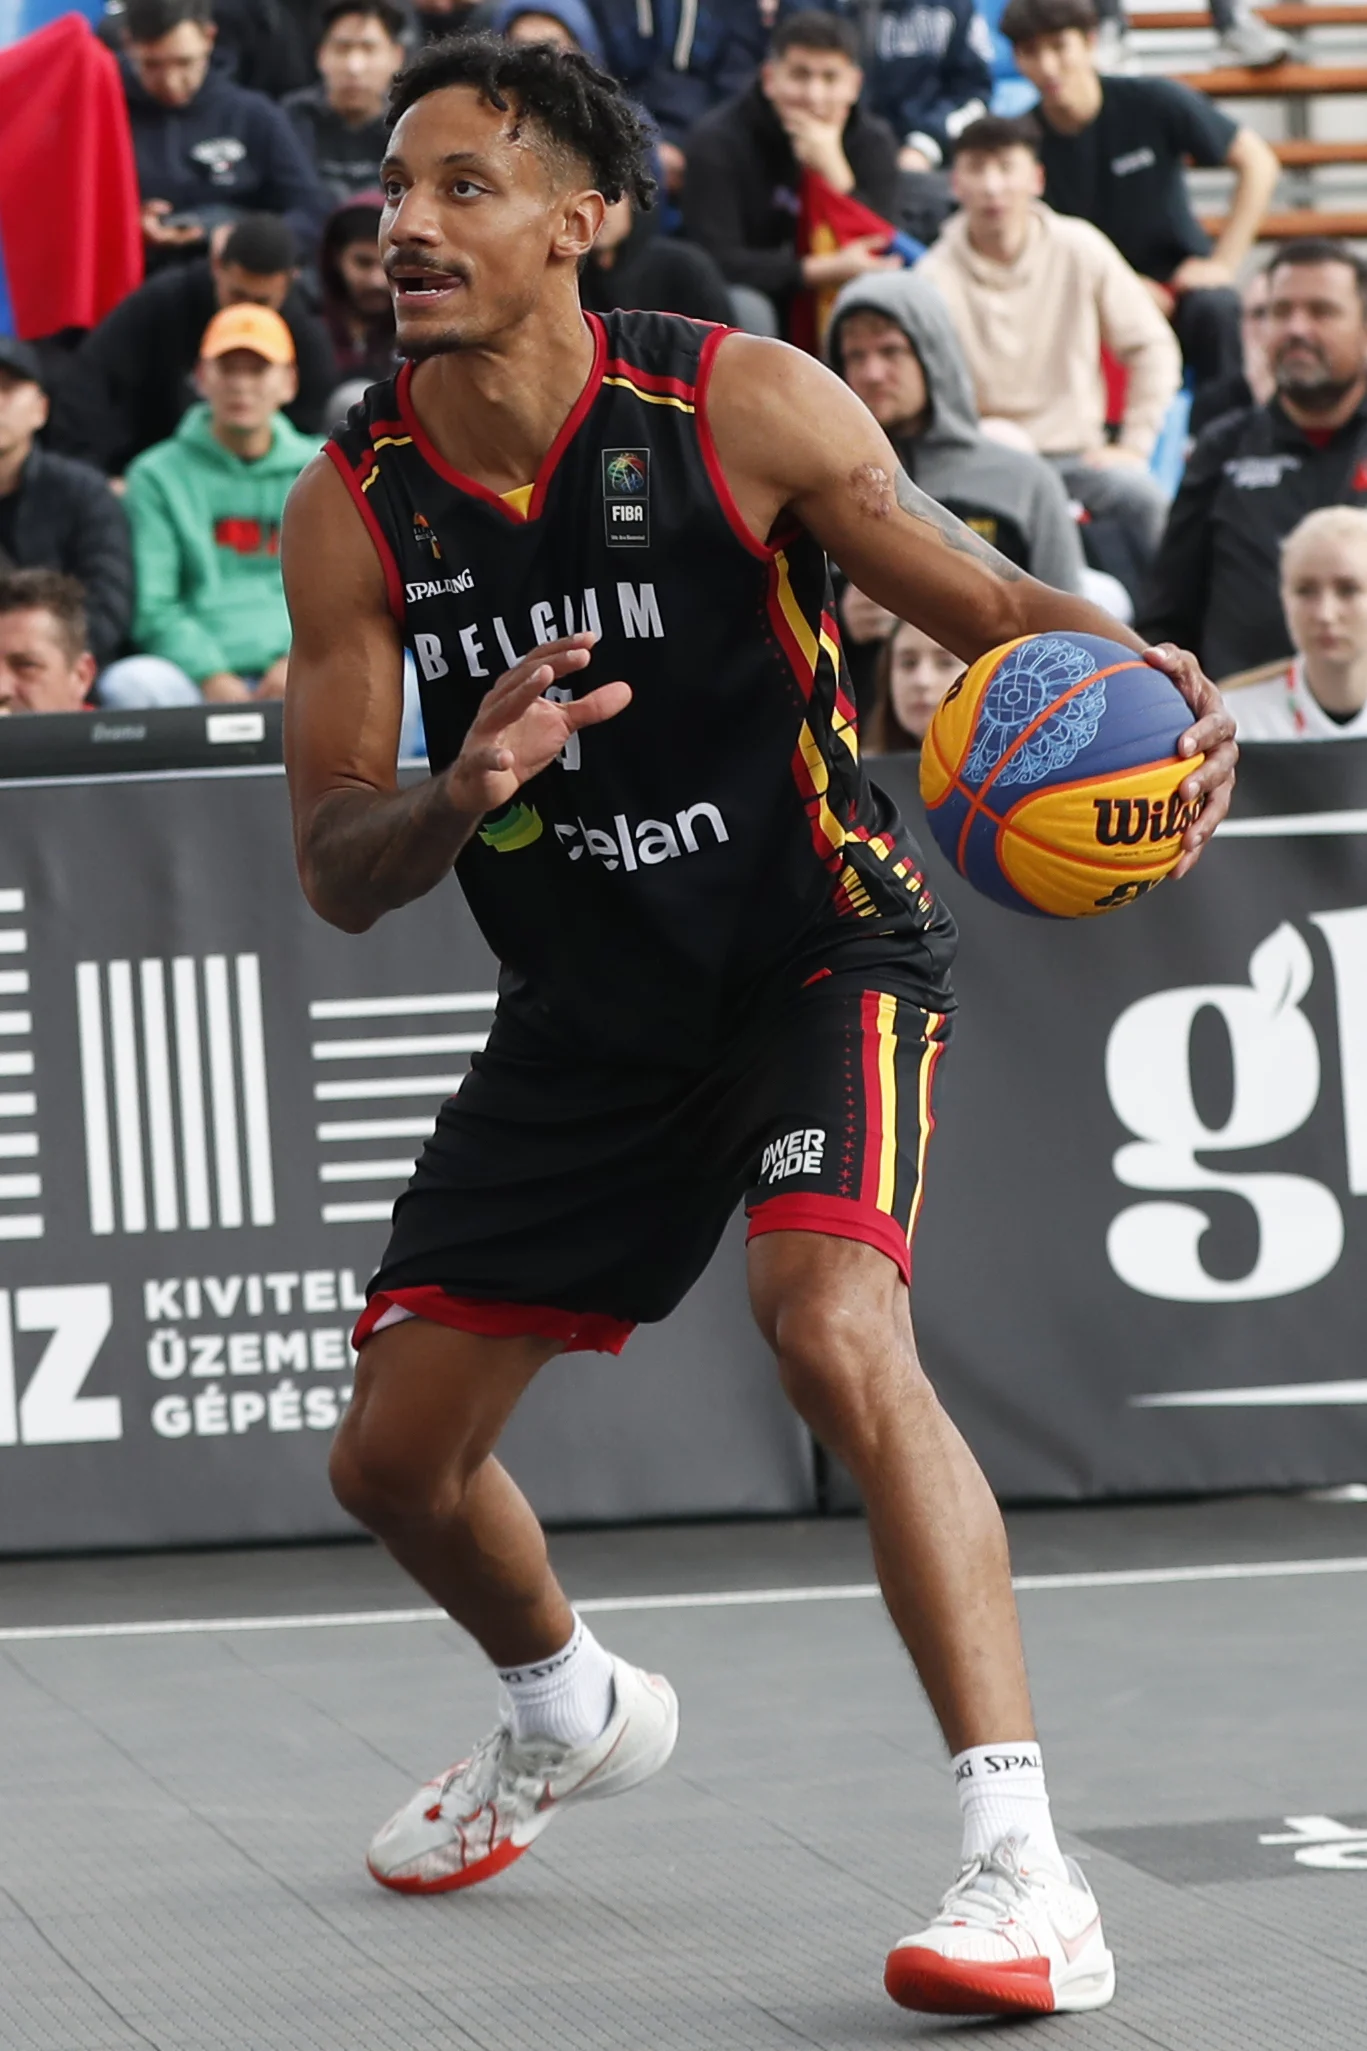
{"left": 1138, "top": 395, "right": 1367, "bottom": 681}
{"left": 51, "top": 260, "right": 337, "bottom": 476}
{"left": 121, "top": 57, "right": 329, "bottom": 254}
{"left": 682, "top": 82, "right": 900, "bottom": 312}
{"left": 580, "top": 213, "right": 733, "bottom": 324}
{"left": 0, "top": 448, "right": 133, "bottom": 667}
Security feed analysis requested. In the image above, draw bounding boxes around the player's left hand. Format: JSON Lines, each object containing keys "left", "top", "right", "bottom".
{"left": 1144, "top": 642, "right": 1238, "bottom": 880}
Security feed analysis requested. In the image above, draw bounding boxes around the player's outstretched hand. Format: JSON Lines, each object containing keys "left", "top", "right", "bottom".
{"left": 446, "top": 633, "right": 631, "bottom": 817}
{"left": 1144, "top": 642, "right": 1238, "bottom": 881}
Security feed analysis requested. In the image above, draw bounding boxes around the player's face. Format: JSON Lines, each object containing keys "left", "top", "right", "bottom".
{"left": 1266, "top": 261, "right": 1367, "bottom": 406}
{"left": 1282, "top": 534, "right": 1367, "bottom": 670}
{"left": 838, "top": 315, "right": 928, "bottom": 435}
{"left": 381, "top": 87, "right": 603, "bottom": 357}
{"left": 1011, "top": 29, "right": 1097, "bottom": 117}
{"left": 950, "top": 145, "right": 1044, "bottom": 235}
{"left": 128, "top": 21, "right": 215, "bottom": 108}
{"left": 318, "top": 14, "right": 404, "bottom": 119}
{"left": 0, "top": 609, "right": 93, "bottom": 715}
{"left": 887, "top": 622, "right": 962, "bottom": 742}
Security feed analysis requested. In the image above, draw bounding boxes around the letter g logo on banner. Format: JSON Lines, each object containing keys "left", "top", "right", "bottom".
{"left": 1104, "top": 923, "right": 1344, "bottom": 1302}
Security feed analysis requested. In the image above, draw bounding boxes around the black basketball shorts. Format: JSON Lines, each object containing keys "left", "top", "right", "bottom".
{"left": 352, "top": 967, "right": 952, "bottom": 1357}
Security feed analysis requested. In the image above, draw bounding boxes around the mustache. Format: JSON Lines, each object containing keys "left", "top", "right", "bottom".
{"left": 384, "top": 252, "right": 470, "bottom": 283}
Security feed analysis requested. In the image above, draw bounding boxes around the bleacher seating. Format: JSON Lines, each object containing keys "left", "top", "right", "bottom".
{"left": 1121, "top": 2, "right": 1367, "bottom": 243}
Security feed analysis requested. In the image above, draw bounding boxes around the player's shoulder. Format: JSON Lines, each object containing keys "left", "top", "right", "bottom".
{"left": 1226, "top": 663, "right": 1295, "bottom": 738}
{"left": 324, "top": 371, "right": 402, "bottom": 464}
{"left": 594, "top": 306, "right": 728, "bottom": 387}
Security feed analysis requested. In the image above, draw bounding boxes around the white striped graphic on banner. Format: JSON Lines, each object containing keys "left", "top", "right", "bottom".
{"left": 310, "top": 990, "right": 496, "bottom": 1224}
{"left": 77, "top": 954, "right": 276, "bottom": 1235}
{"left": 0, "top": 890, "right": 41, "bottom": 1241}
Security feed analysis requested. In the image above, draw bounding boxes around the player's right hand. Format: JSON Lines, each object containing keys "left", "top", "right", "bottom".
{"left": 445, "top": 633, "right": 631, "bottom": 817}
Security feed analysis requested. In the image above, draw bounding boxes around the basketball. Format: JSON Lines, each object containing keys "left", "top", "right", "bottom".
{"left": 918, "top": 632, "right": 1202, "bottom": 918}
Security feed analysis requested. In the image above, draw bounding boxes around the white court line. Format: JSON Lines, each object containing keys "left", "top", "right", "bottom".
{"left": 2, "top": 1556, "right": 1367, "bottom": 1646}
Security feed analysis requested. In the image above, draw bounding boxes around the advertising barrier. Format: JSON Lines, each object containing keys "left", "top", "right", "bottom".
{"left": 0, "top": 742, "right": 1363, "bottom": 1550}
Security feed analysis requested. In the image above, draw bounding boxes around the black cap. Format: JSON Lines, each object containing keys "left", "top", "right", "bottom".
{"left": 0, "top": 338, "right": 44, "bottom": 390}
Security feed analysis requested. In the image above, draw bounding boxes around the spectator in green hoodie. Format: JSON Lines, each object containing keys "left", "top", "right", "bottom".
{"left": 124, "top": 304, "right": 318, "bottom": 702}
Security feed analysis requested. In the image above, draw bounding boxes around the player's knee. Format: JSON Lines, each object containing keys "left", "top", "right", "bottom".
{"left": 328, "top": 1407, "right": 475, "bottom": 1532}
{"left": 769, "top": 1290, "right": 930, "bottom": 1468}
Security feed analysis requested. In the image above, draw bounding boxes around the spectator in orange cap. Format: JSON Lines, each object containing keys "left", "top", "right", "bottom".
{"left": 119, "top": 305, "right": 319, "bottom": 706}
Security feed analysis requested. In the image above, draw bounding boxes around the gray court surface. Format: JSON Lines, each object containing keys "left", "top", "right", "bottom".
{"left": 2, "top": 1495, "right": 1365, "bottom": 2049}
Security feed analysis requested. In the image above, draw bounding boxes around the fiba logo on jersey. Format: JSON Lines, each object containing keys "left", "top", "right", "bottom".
{"left": 412, "top": 511, "right": 442, "bottom": 560}
{"left": 602, "top": 447, "right": 650, "bottom": 549}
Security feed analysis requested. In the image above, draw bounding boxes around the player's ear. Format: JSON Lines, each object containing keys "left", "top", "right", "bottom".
{"left": 556, "top": 188, "right": 606, "bottom": 262}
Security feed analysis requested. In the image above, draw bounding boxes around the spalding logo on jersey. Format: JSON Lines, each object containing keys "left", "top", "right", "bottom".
{"left": 602, "top": 447, "right": 649, "bottom": 549}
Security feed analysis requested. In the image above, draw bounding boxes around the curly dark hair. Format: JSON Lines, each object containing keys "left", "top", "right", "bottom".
{"left": 387, "top": 34, "right": 657, "bottom": 212}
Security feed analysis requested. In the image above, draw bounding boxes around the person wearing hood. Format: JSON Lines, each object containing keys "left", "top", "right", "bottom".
{"left": 319, "top": 195, "right": 399, "bottom": 384}
{"left": 579, "top": 194, "right": 733, "bottom": 324}
{"left": 121, "top": 0, "right": 330, "bottom": 263}
{"left": 124, "top": 305, "right": 319, "bottom": 702}
{"left": 285, "top": 0, "right": 409, "bottom": 206}
{"left": 827, "top": 267, "right": 1087, "bottom": 707}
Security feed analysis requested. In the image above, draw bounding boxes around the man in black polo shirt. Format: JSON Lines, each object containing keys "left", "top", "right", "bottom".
{"left": 1139, "top": 241, "right": 1367, "bottom": 680}
{"left": 1000, "top": 0, "right": 1278, "bottom": 398}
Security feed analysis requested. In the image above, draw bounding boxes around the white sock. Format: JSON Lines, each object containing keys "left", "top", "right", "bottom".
{"left": 497, "top": 1615, "right": 616, "bottom": 1748}
{"left": 952, "top": 1742, "right": 1067, "bottom": 1879}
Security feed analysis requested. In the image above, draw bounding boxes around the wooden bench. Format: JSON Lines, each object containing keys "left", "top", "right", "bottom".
{"left": 1200, "top": 206, "right": 1367, "bottom": 233}
{"left": 1274, "top": 139, "right": 1367, "bottom": 164}
{"left": 1170, "top": 58, "right": 1367, "bottom": 88}
{"left": 1129, "top": 5, "right": 1367, "bottom": 28}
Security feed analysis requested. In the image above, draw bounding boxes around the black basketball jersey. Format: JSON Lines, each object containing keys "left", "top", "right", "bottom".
{"left": 327, "top": 310, "right": 956, "bottom": 1059}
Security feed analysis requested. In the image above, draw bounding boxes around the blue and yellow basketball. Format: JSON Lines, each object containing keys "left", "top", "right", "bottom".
{"left": 918, "top": 632, "right": 1201, "bottom": 919}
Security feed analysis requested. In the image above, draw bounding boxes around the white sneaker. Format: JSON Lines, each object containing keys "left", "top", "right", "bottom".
{"left": 367, "top": 1653, "right": 678, "bottom": 1894}
{"left": 1217, "top": 17, "right": 1291, "bottom": 65}
{"left": 884, "top": 1836, "right": 1116, "bottom": 2015}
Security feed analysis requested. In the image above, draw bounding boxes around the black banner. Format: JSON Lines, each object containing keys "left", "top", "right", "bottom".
{"left": 0, "top": 768, "right": 812, "bottom": 1552}
{"left": 1, "top": 744, "right": 1364, "bottom": 1552}
{"left": 880, "top": 743, "right": 1367, "bottom": 1501}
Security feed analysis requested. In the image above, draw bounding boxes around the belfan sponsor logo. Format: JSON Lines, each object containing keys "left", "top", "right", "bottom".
{"left": 405, "top": 570, "right": 474, "bottom": 603}
{"left": 553, "top": 801, "right": 728, "bottom": 872}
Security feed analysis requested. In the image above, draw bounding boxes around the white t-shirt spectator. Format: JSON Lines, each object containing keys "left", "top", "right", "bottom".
{"left": 1231, "top": 659, "right": 1367, "bottom": 741}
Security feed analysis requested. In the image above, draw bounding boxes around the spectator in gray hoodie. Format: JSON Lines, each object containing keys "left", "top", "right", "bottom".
{"left": 826, "top": 266, "right": 1086, "bottom": 705}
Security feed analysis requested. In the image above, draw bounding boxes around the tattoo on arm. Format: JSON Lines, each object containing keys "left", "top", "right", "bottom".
{"left": 845, "top": 458, "right": 1025, "bottom": 583}
{"left": 892, "top": 466, "right": 1026, "bottom": 582}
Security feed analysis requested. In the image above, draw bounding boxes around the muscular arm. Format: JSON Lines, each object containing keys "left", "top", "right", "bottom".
{"left": 282, "top": 455, "right": 629, "bottom": 932}
{"left": 704, "top": 334, "right": 1236, "bottom": 872}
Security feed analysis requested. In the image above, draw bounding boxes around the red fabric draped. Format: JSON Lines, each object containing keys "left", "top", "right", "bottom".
{"left": 0, "top": 14, "right": 143, "bottom": 338}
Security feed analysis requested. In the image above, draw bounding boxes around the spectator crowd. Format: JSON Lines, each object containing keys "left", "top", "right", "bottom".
{"left": 5, "top": 0, "right": 1367, "bottom": 745}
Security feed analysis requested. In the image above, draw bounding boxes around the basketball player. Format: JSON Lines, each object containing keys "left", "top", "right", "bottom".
{"left": 282, "top": 35, "right": 1236, "bottom": 2019}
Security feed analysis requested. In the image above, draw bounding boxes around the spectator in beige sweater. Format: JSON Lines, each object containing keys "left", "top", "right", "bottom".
{"left": 919, "top": 113, "right": 1181, "bottom": 592}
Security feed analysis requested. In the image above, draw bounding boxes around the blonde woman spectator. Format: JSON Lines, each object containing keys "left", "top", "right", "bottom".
{"left": 867, "top": 618, "right": 965, "bottom": 750}
{"left": 1225, "top": 507, "right": 1367, "bottom": 740}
